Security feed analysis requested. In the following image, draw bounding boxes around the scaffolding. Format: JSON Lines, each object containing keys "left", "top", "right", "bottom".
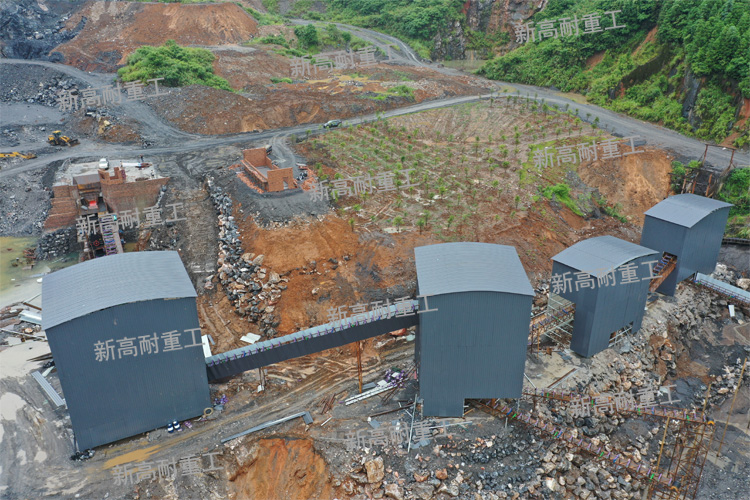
{"left": 528, "top": 294, "right": 576, "bottom": 355}
{"left": 505, "top": 389, "right": 717, "bottom": 500}
{"left": 473, "top": 399, "right": 678, "bottom": 490}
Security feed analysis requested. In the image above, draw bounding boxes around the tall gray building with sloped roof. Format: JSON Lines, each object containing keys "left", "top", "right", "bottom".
{"left": 551, "top": 236, "right": 658, "bottom": 357}
{"left": 42, "top": 251, "right": 210, "bottom": 450}
{"left": 640, "top": 194, "right": 732, "bottom": 296}
{"left": 414, "top": 243, "right": 535, "bottom": 417}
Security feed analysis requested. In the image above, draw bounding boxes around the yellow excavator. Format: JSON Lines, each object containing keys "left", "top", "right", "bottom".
{"left": 0, "top": 152, "right": 37, "bottom": 159}
{"left": 48, "top": 130, "right": 79, "bottom": 146}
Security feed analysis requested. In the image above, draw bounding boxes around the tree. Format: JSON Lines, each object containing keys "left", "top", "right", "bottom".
{"left": 294, "top": 24, "right": 319, "bottom": 50}
{"left": 393, "top": 216, "right": 404, "bottom": 233}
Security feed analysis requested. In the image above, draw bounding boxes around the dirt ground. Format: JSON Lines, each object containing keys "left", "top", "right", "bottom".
{"left": 2, "top": 2, "right": 749, "bottom": 499}
{"left": 53, "top": 1, "right": 259, "bottom": 72}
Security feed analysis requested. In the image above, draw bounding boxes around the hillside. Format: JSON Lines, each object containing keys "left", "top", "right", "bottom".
{"left": 270, "top": 0, "right": 750, "bottom": 151}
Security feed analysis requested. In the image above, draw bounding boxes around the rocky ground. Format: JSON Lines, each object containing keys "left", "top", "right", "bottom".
{"left": 0, "top": 0, "right": 82, "bottom": 61}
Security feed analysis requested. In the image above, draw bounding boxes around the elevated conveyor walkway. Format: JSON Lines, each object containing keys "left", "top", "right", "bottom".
{"left": 206, "top": 301, "right": 420, "bottom": 381}
{"left": 649, "top": 252, "right": 677, "bottom": 292}
{"left": 692, "top": 273, "right": 750, "bottom": 307}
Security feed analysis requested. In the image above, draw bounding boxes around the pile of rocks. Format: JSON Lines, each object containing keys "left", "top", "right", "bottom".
{"left": 339, "top": 435, "right": 651, "bottom": 500}
{"left": 35, "top": 227, "right": 76, "bottom": 260}
{"left": 702, "top": 358, "right": 750, "bottom": 410}
{"left": 0, "top": 77, "right": 79, "bottom": 108}
{"left": 206, "top": 177, "right": 286, "bottom": 338}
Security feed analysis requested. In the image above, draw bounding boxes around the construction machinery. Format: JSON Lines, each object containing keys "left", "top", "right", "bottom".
{"left": 47, "top": 131, "right": 79, "bottom": 147}
{"left": 0, "top": 152, "right": 37, "bottom": 159}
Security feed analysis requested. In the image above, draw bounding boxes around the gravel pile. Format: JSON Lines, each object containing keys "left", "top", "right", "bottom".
{"left": 35, "top": 226, "right": 76, "bottom": 260}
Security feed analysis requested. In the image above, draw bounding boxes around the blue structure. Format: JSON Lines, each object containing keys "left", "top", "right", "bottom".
{"left": 551, "top": 236, "right": 658, "bottom": 358}
{"left": 640, "top": 194, "right": 732, "bottom": 296}
{"left": 42, "top": 251, "right": 210, "bottom": 450}
{"left": 414, "top": 243, "right": 535, "bottom": 417}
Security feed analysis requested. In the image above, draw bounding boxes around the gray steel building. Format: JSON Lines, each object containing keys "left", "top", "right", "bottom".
{"left": 42, "top": 251, "right": 210, "bottom": 450}
{"left": 640, "top": 194, "right": 732, "bottom": 296}
{"left": 551, "top": 236, "right": 658, "bottom": 358}
{"left": 414, "top": 243, "right": 535, "bottom": 417}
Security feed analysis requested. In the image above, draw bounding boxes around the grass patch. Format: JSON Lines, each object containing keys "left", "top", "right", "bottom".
{"left": 542, "top": 183, "right": 583, "bottom": 216}
{"left": 240, "top": 4, "right": 284, "bottom": 25}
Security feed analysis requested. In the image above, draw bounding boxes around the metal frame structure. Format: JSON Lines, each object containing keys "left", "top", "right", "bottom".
{"left": 511, "top": 389, "right": 716, "bottom": 500}
{"left": 528, "top": 294, "right": 576, "bottom": 355}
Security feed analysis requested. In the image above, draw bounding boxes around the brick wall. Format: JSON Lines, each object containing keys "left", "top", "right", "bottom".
{"left": 45, "top": 186, "right": 79, "bottom": 231}
{"left": 241, "top": 161, "right": 269, "bottom": 191}
{"left": 53, "top": 185, "right": 76, "bottom": 198}
{"left": 44, "top": 196, "right": 79, "bottom": 231}
{"left": 102, "top": 178, "right": 168, "bottom": 213}
{"left": 267, "top": 168, "right": 297, "bottom": 192}
{"left": 243, "top": 148, "right": 273, "bottom": 168}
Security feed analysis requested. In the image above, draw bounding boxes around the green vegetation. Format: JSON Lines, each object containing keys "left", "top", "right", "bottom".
{"left": 270, "top": 77, "right": 293, "bottom": 84}
{"left": 479, "top": 0, "right": 750, "bottom": 147}
{"left": 117, "top": 40, "right": 233, "bottom": 91}
{"left": 294, "top": 24, "right": 320, "bottom": 50}
{"left": 261, "top": 0, "right": 465, "bottom": 59}
{"left": 717, "top": 167, "right": 750, "bottom": 238}
{"left": 130, "top": 0, "right": 212, "bottom": 3}
{"left": 542, "top": 183, "right": 583, "bottom": 216}
{"left": 670, "top": 161, "right": 687, "bottom": 193}
{"left": 364, "top": 84, "right": 415, "bottom": 101}
{"left": 240, "top": 4, "right": 284, "bottom": 25}
{"left": 256, "top": 34, "right": 290, "bottom": 48}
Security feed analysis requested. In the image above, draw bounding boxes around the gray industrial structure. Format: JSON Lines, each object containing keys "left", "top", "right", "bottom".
{"left": 640, "top": 194, "right": 732, "bottom": 296}
{"left": 414, "top": 243, "right": 535, "bottom": 417}
{"left": 551, "top": 236, "right": 658, "bottom": 358}
{"left": 42, "top": 251, "right": 210, "bottom": 450}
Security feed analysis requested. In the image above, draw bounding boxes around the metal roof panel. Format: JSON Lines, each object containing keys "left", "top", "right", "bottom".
{"left": 644, "top": 194, "right": 732, "bottom": 228}
{"left": 414, "top": 243, "right": 534, "bottom": 297}
{"left": 552, "top": 236, "right": 658, "bottom": 277}
{"left": 42, "top": 251, "right": 197, "bottom": 330}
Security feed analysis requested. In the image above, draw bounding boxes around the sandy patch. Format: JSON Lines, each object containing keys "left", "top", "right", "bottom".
{"left": 0, "top": 342, "right": 51, "bottom": 381}
{"left": 0, "top": 392, "right": 26, "bottom": 420}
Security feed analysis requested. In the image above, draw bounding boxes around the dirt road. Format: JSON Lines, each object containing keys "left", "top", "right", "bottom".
{"left": 2, "top": 61, "right": 746, "bottom": 184}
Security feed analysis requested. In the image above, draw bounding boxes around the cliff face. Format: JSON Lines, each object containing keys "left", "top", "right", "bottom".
{"left": 431, "top": 0, "right": 537, "bottom": 60}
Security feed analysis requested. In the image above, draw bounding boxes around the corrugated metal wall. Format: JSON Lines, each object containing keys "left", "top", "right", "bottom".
{"left": 553, "top": 253, "right": 656, "bottom": 358}
{"left": 640, "top": 206, "right": 730, "bottom": 296}
{"left": 418, "top": 291, "right": 532, "bottom": 417}
{"left": 46, "top": 298, "right": 210, "bottom": 450}
{"left": 679, "top": 208, "right": 731, "bottom": 280}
